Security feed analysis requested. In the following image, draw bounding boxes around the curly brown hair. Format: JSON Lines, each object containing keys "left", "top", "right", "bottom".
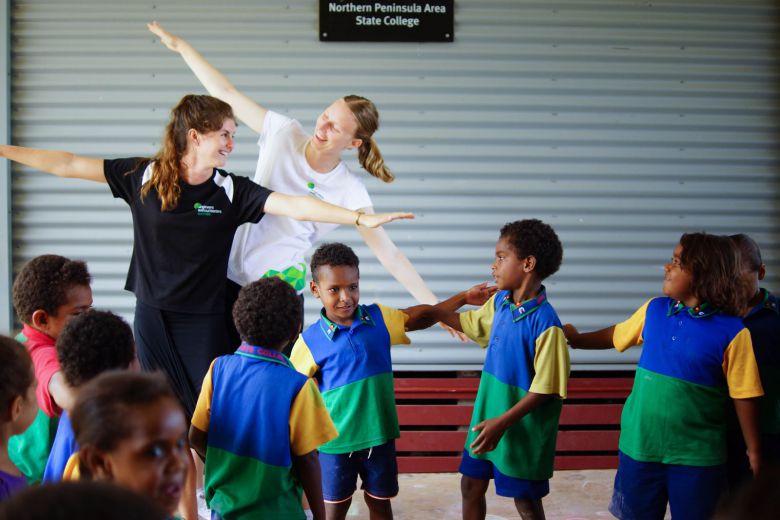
{"left": 56, "top": 311, "right": 136, "bottom": 387}
{"left": 232, "top": 277, "right": 302, "bottom": 348}
{"left": 12, "top": 255, "right": 91, "bottom": 324}
{"left": 500, "top": 219, "right": 563, "bottom": 280}
{"left": 679, "top": 232, "right": 744, "bottom": 316}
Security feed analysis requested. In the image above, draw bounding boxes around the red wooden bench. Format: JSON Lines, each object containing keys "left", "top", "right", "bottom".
{"left": 394, "top": 375, "right": 634, "bottom": 473}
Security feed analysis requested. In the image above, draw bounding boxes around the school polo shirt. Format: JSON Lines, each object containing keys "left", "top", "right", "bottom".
{"left": 42, "top": 412, "right": 77, "bottom": 482}
{"left": 459, "top": 289, "right": 570, "bottom": 481}
{"left": 290, "top": 304, "right": 410, "bottom": 454}
{"left": 613, "top": 297, "right": 763, "bottom": 466}
{"left": 744, "top": 289, "right": 780, "bottom": 434}
{"left": 8, "top": 326, "right": 61, "bottom": 484}
{"left": 104, "top": 158, "right": 272, "bottom": 314}
{"left": 192, "top": 344, "right": 336, "bottom": 520}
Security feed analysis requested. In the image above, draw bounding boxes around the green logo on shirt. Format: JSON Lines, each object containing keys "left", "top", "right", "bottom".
{"left": 193, "top": 202, "right": 222, "bottom": 217}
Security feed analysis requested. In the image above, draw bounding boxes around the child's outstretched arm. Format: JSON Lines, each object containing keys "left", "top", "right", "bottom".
{"left": 563, "top": 324, "right": 616, "bottom": 349}
{"left": 403, "top": 282, "right": 497, "bottom": 332}
{"left": 292, "top": 450, "right": 325, "bottom": 520}
{"left": 470, "top": 392, "right": 552, "bottom": 455}
{"left": 734, "top": 397, "right": 762, "bottom": 476}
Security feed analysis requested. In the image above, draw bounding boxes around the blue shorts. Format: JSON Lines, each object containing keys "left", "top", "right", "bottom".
{"left": 318, "top": 440, "right": 399, "bottom": 502}
{"left": 610, "top": 451, "right": 727, "bottom": 520}
{"left": 459, "top": 450, "right": 549, "bottom": 499}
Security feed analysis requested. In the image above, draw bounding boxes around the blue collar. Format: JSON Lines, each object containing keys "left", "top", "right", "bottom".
{"left": 746, "top": 288, "right": 778, "bottom": 318}
{"left": 235, "top": 343, "right": 293, "bottom": 368}
{"left": 667, "top": 300, "right": 718, "bottom": 319}
{"left": 501, "top": 287, "right": 548, "bottom": 322}
{"left": 318, "top": 305, "right": 375, "bottom": 341}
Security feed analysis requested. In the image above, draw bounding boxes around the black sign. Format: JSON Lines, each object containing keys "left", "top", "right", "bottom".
{"left": 320, "top": 1, "right": 453, "bottom": 42}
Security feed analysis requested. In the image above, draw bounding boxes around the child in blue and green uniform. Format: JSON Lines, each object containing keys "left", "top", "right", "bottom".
{"left": 726, "top": 233, "right": 780, "bottom": 491}
{"left": 565, "top": 232, "right": 763, "bottom": 520}
{"left": 425, "top": 220, "right": 569, "bottom": 520}
{"left": 43, "top": 310, "right": 138, "bottom": 482}
{"left": 7, "top": 255, "right": 93, "bottom": 484}
{"left": 290, "top": 242, "right": 494, "bottom": 520}
{"left": 190, "top": 277, "right": 338, "bottom": 520}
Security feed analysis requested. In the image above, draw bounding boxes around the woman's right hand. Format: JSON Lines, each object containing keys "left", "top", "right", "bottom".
{"left": 359, "top": 212, "right": 415, "bottom": 228}
{"left": 148, "top": 21, "right": 182, "bottom": 52}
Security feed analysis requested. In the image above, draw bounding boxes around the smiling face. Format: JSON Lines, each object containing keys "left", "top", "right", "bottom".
{"left": 193, "top": 118, "right": 236, "bottom": 168}
{"left": 663, "top": 243, "right": 697, "bottom": 306}
{"left": 309, "top": 98, "right": 362, "bottom": 155}
{"left": 311, "top": 264, "right": 360, "bottom": 327}
{"left": 96, "top": 397, "right": 189, "bottom": 515}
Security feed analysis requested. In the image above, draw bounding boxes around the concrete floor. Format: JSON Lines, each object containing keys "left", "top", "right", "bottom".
{"left": 347, "top": 470, "right": 625, "bottom": 519}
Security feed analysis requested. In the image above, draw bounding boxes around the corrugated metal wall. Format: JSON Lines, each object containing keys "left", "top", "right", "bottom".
{"left": 9, "top": 0, "right": 779, "bottom": 370}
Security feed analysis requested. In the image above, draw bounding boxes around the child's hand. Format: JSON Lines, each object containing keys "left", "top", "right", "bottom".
{"left": 469, "top": 416, "right": 509, "bottom": 455}
{"left": 464, "top": 282, "right": 498, "bottom": 306}
{"left": 439, "top": 322, "right": 469, "bottom": 342}
{"left": 148, "top": 21, "right": 182, "bottom": 52}
{"left": 562, "top": 323, "right": 578, "bottom": 343}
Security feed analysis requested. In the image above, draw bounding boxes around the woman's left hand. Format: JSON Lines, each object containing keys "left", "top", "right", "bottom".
{"left": 359, "top": 212, "right": 415, "bottom": 228}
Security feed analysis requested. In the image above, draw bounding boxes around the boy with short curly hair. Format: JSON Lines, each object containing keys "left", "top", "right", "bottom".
{"left": 427, "top": 219, "right": 569, "bottom": 520}
{"left": 8, "top": 254, "right": 92, "bottom": 484}
{"left": 191, "top": 277, "right": 337, "bottom": 520}
{"left": 43, "top": 310, "right": 137, "bottom": 482}
{"left": 291, "top": 242, "right": 494, "bottom": 520}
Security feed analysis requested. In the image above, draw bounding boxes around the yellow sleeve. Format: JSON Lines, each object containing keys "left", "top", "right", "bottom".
{"left": 529, "top": 326, "right": 571, "bottom": 398}
{"left": 723, "top": 328, "right": 764, "bottom": 399}
{"left": 458, "top": 294, "right": 497, "bottom": 348}
{"left": 63, "top": 453, "right": 80, "bottom": 481}
{"left": 289, "top": 378, "right": 338, "bottom": 455}
{"left": 289, "top": 336, "right": 319, "bottom": 377}
{"left": 191, "top": 359, "right": 216, "bottom": 432}
{"left": 377, "top": 304, "right": 411, "bottom": 346}
{"left": 612, "top": 300, "right": 651, "bottom": 352}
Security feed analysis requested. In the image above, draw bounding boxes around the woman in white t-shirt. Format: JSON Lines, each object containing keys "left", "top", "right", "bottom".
{"left": 149, "top": 22, "right": 465, "bottom": 342}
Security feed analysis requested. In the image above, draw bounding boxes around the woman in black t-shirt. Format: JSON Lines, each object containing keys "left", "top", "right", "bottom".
{"left": 1, "top": 94, "right": 412, "bottom": 418}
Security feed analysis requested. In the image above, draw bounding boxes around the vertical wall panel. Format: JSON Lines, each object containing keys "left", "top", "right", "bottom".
{"left": 9, "top": 0, "right": 780, "bottom": 369}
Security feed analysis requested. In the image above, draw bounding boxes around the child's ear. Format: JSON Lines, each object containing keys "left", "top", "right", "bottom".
{"left": 310, "top": 280, "right": 321, "bottom": 300}
{"left": 80, "top": 446, "right": 113, "bottom": 480}
{"left": 6, "top": 394, "right": 23, "bottom": 423}
{"left": 523, "top": 255, "right": 537, "bottom": 273}
{"left": 30, "top": 309, "right": 50, "bottom": 331}
{"left": 758, "top": 264, "right": 766, "bottom": 281}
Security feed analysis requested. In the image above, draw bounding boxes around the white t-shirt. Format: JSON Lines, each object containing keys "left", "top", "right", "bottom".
{"left": 227, "top": 111, "right": 373, "bottom": 291}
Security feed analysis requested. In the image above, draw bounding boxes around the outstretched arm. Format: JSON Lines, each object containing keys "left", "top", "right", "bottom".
{"left": 148, "top": 21, "right": 268, "bottom": 134}
{"left": 358, "top": 213, "right": 471, "bottom": 341}
{"left": 1, "top": 145, "right": 105, "bottom": 183}
{"left": 263, "top": 192, "right": 413, "bottom": 228}
{"left": 404, "top": 283, "right": 497, "bottom": 332}
{"left": 563, "top": 324, "right": 616, "bottom": 350}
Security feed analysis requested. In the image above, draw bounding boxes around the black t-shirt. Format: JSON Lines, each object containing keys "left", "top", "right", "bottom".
{"left": 104, "top": 158, "right": 272, "bottom": 313}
